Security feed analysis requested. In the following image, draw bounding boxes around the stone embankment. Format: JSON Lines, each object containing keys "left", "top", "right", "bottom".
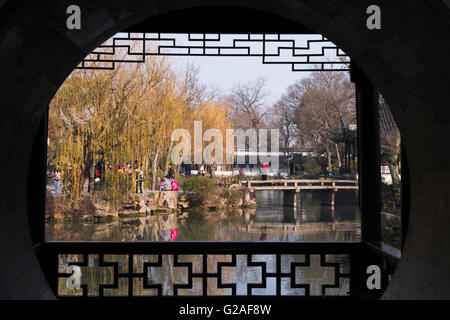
{"left": 45, "top": 185, "right": 254, "bottom": 222}
{"left": 45, "top": 190, "right": 180, "bottom": 222}
{"left": 224, "top": 184, "right": 256, "bottom": 208}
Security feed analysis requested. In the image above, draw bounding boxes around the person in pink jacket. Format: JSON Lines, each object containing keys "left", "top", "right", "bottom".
{"left": 52, "top": 166, "right": 62, "bottom": 195}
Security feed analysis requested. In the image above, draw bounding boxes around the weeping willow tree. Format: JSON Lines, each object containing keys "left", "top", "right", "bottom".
{"left": 192, "top": 101, "right": 233, "bottom": 174}
{"left": 48, "top": 43, "right": 235, "bottom": 207}
{"left": 48, "top": 56, "right": 188, "bottom": 204}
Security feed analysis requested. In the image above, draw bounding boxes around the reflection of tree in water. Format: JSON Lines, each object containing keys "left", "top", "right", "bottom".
{"left": 152, "top": 214, "right": 178, "bottom": 241}
{"left": 297, "top": 192, "right": 322, "bottom": 222}
{"left": 177, "top": 210, "right": 255, "bottom": 241}
{"left": 217, "top": 210, "right": 255, "bottom": 231}
{"left": 221, "top": 211, "right": 241, "bottom": 226}
{"left": 47, "top": 214, "right": 180, "bottom": 241}
{"left": 47, "top": 190, "right": 359, "bottom": 242}
{"left": 178, "top": 212, "right": 216, "bottom": 241}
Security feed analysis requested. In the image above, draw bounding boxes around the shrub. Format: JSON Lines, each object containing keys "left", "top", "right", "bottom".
{"left": 99, "top": 170, "right": 129, "bottom": 210}
{"left": 381, "top": 182, "right": 401, "bottom": 213}
{"left": 181, "top": 176, "right": 217, "bottom": 207}
{"left": 222, "top": 189, "right": 241, "bottom": 207}
{"left": 238, "top": 172, "right": 246, "bottom": 181}
{"left": 174, "top": 172, "right": 186, "bottom": 187}
{"left": 302, "top": 156, "right": 323, "bottom": 176}
{"left": 156, "top": 169, "right": 164, "bottom": 177}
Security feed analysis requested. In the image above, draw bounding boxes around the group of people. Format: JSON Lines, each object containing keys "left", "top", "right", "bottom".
{"left": 51, "top": 158, "right": 145, "bottom": 196}
{"left": 159, "top": 164, "right": 179, "bottom": 191}
{"left": 52, "top": 161, "right": 187, "bottom": 196}
{"left": 109, "top": 161, "right": 144, "bottom": 194}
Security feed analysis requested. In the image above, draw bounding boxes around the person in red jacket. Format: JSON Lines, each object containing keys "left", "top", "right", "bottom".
{"left": 261, "top": 163, "right": 269, "bottom": 181}
{"left": 171, "top": 178, "right": 179, "bottom": 191}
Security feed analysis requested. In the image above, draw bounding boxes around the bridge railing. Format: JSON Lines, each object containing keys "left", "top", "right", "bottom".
{"left": 240, "top": 179, "right": 359, "bottom": 190}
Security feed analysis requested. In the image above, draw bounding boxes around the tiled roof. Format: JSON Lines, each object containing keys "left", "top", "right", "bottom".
{"left": 379, "top": 101, "right": 398, "bottom": 136}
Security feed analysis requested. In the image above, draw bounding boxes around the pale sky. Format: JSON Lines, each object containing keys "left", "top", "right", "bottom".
{"left": 100, "top": 32, "right": 347, "bottom": 106}
{"left": 167, "top": 55, "right": 311, "bottom": 106}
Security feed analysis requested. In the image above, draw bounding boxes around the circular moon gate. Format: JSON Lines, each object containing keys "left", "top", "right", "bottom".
{"left": 0, "top": 1, "right": 449, "bottom": 299}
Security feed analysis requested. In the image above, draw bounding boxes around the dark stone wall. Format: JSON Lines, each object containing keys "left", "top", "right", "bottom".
{"left": 0, "top": 0, "right": 449, "bottom": 299}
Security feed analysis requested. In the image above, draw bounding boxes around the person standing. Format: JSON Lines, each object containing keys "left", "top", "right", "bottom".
{"left": 321, "top": 164, "right": 329, "bottom": 176}
{"left": 125, "top": 163, "right": 132, "bottom": 189}
{"left": 261, "top": 163, "right": 269, "bottom": 181}
{"left": 96, "top": 156, "right": 105, "bottom": 181}
{"left": 185, "top": 162, "right": 192, "bottom": 176}
{"left": 52, "top": 166, "right": 62, "bottom": 195}
{"left": 126, "top": 163, "right": 133, "bottom": 179}
{"left": 135, "top": 164, "right": 144, "bottom": 194}
{"left": 168, "top": 164, "right": 174, "bottom": 179}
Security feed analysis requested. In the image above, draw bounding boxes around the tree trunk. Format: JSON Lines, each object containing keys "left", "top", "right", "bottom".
{"left": 386, "top": 153, "right": 400, "bottom": 185}
{"left": 324, "top": 144, "right": 332, "bottom": 171}
{"left": 335, "top": 143, "right": 341, "bottom": 168}
{"left": 142, "top": 155, "right": 150, "bottom": 189}
{"left": 151, "top": 144, "right": 161, "bottom": 190}
{"left": 287, "top": 158, "right": 291, "bottom": 176}
{"left": 211, "top": 162, "right": 216, "bottom": 179}
{"left": 164, "top": 140, "right": 174, "bottom": 176}
{"left": 151, "top": 153, "right": 159, "bottom": 190}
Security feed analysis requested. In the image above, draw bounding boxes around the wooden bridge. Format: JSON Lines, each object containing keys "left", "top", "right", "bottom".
{"left": 240, "top": 178, "right": 358, "bottom": 191}
{"left": 239, "top": 178, "right": 359, "bottom": 207}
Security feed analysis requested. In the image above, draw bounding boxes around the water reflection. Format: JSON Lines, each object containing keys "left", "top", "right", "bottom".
{"left": 55, "top": 190, "right": 359, "bottom": 297}
{"left": 47, "top": 190, "right": 360, "bottom": 242}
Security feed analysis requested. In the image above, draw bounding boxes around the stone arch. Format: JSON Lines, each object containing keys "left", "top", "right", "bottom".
{"left": 0, "top": 0, "right": 449, "bottom": 299}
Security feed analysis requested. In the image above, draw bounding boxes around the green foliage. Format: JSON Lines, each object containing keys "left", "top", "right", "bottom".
{"left": 381, "top": 183, "right": 401, "bottom": 213}
{"left": 222, "top": 189, "right": 241, "bottom": 207}
{"left": 238, "top": 172, "right": 246, "bottom": 181}
{"left": 302, "top": 156, "right": 323, "bottom": 176}
{"left": 174, "top": 172, "right": 186, "bottom": 187}
{"left": 330, "top": 152, "right": 341, "bottom": 168}
{"left": 98, "top": 169, "right": 129, "bottom": 209}
{"left": 181, "top": 176, "right": 217, "bottom": 207}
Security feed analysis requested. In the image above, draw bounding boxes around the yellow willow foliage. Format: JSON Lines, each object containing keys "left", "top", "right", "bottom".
{"left": 49, "top": 49, "right": 235, "bottom": 203}
{"left": 193, "top": 101, "right": 232, "bottom": 132}
{"left": 190, "top": 101, "right": 233, "bottom": 162}
{"left": 48, "top": 56, "right": 187, "bottom": 204}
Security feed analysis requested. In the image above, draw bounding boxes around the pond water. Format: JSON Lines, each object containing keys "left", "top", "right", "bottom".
{"left": 46, "top": 190, "right": 361, "bottom": 242}
{"left": 53, "top": 190, "right": 360, "bottom": 297}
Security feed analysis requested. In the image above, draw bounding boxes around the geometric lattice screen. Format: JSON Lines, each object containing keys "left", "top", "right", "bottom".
{"left": 58, "top": 253, "right": 350, "bottom": 297}
{"left": 77, "top": 33, "right": 349, "bottom": 72}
